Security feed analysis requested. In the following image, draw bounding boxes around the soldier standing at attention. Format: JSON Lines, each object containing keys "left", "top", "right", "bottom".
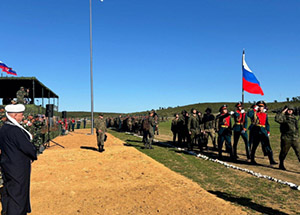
{"left": 233, "top": 102, "right": 251, "bottom": 160}
{"left": 94, "top": 113, "right": 107, "bottom": 152}
{"left": 248, "top": 101, "right": 277, "bottom": 165}
{"left": 275, "top": 105, "right": 300, "bottom": 170}
{"left": 202, "top": 108, "right": 217, "bottom": 150}
{"left": 16, "top": 87, "right": 29, "bottom": 104}
{"left": 187, "top": 108, "right": 200, "bottom": 151}
{"left": 216, "top": 105, "right": 234, "bottom": 160}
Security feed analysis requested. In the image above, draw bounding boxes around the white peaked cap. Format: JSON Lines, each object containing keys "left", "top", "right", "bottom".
{"left": 5, "top": 104, "right": 26, "bottom": 113}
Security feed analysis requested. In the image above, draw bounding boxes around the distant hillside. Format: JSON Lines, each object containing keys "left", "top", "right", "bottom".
{"left": 131, "top": 101, "right": 300, "bottom": 117}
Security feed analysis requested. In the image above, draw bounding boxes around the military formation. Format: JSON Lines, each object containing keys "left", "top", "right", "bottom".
{"left": 170, "top": 101, "right": 299, "bottom": 170}
{"left": 106, "top": 110, "right": 160, "bottom": 149}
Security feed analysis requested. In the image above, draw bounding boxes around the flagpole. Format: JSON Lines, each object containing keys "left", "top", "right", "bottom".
{"left": 242, "top": 49, "right": 245, "bottom": 104}
{"left": 89, "top": 0, "right": 94, "bottom": 135}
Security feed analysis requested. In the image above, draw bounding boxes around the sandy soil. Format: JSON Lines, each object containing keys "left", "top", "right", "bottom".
{"left": 27, "top": 129, "right": 246, "bottom": 215}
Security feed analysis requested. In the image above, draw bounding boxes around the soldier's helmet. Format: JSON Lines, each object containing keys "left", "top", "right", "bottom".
{"left": 98, "top": 113, "right": 104, "bottom": 117}
{"left": 235, "top": 102, "right": 243, "bottom": 108}
{"left": 34, "top": 114, "right": 39, "bottom": 118}
{"left": 256, "top": 100, "right": 266, "bottom": 107}
{"left": 219, "top": 104, "right": 228, "bottom": 113}
{"left": 181, "top": 110, "right": 187, "bottom": 115}
{"left": 191, "top": 108, "right": 197, "bottom": 113}
{"left": 205, "top": 107, "right": 212, "bottom": 113}
{"left": 20, "top": 86, "right": 24, "bottom": 89}
{"left": 286, "top": 105, "right": 295, "bottom": 111}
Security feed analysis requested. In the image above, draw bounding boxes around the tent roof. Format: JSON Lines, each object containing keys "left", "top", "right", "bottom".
{"left": 0, "top": 77, "right": 58, "bottom": 98}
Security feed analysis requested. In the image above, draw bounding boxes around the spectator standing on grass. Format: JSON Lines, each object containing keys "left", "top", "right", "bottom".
{"left": 275, "top": 105, "right": 300, "bottom": 170}
{"left": 0, "top": 104, "right": 37, "bottom": 215}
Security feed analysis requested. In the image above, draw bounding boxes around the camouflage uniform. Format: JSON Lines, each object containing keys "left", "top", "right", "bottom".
{"left": 202, "top": 109, "right": 216, "bottom": 149}
{"left": 0, "top": 108, "right": 6, "bottom": 128}
{"left": 187, "top": 110, "right": 200, "bottom": 151}
{"left": 95, "top": 115, "right": 107, "bottom": 152}
{"left": 142, "top": 112, "right": 156, "bottom": 149}
{"left": 171, "top": 115, "right": 180, "bottom": 144}
{"left": 275, "top": 107, "right": 300, "bottom": 170}
{"left": 16, "top": 87, "right": 29, "bottom": 104}
{"left": 32, "top": 118, "right": 45, "bottom": 153}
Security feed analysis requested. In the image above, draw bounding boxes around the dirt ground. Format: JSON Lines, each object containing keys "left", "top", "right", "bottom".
{"left": 26, "top": 129, "right": 247, "bottom": 215}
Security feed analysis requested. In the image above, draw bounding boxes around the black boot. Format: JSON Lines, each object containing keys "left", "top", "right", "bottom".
{"left": 279, "top": 161, "right": 286, "bottom": 170}
{"left": 268, "top": 152, "right": 278, "bottom": 165}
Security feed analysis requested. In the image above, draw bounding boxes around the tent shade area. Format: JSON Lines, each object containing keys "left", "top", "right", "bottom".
{"left": 0, "top": 77, "right": 59, "bottom": 109}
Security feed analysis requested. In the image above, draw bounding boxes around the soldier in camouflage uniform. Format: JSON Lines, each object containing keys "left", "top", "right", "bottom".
{"left": 275, "top": 105, "right": 300, "bottom": 170}
{"left": 171, "top": 113, "right": 180, "bottom": 145}
{"left": 202, "top": 107, "right": 217, "bottom": 149}
{"left": 142, "top": 111, "right": 156, "bottom": 149}
{"left": 94, "top": 113, "right": 107, "bottom": 152}
{"left": 16, "top": 86, "right": 29, "bottom": 104}
{"left": 32, "top": 115, "right": 45, "bottom": 154}
{"left": 187, "top": 108, "right": 200, "bottom": 151}
{"left": 0, "top": 107, "right": 7, "bottom": 128}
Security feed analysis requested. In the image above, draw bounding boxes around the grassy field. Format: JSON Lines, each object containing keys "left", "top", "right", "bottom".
{"left": 108, "top": 115, "right": 300, "bottom": 215}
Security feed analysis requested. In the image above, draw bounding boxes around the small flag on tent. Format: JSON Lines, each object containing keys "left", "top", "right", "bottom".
{"left": 0, "top": 61, "right": 17, "bottom": 76}
{"left": 242, "top": 51, "right": 264, "bottom": 95}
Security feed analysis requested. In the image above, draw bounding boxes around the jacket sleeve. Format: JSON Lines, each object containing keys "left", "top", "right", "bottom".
{"left": 15, "top": 128, "right": 37, "bottom": 161}
{"left": 275, "top": 113, "right": 286, "bottom": 124}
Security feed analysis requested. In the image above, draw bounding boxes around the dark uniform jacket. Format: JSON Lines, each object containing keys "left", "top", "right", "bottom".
{"left": 233, "top": 110, "right": 248, "bottom": 132}
{"left": 0, "top": 122, "right": 37, "bottom": 215}
{"left": 216, "top": 113, "right": 232, "bottom": 135}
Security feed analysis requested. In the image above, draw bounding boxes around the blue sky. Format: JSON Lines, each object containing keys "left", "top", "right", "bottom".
{"left": 1, "top": 0, "right": 300, "bottom": 113}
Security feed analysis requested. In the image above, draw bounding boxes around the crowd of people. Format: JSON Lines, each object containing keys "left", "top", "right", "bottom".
{"left": 105, "top": 102, "right": 299, "bottom": 171}
{"left": 106, "top": 110, "right": 161, "bottom": 149}
{"left": 169, "top": 101, "right": 300, "bottom": 171}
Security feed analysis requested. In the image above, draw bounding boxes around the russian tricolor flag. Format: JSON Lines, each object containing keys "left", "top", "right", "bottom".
{"left": 242, "top": 51, "right": 264, "bottom": 95}
{"left": 0, "top": 61, "right": 17, "bottom": 76}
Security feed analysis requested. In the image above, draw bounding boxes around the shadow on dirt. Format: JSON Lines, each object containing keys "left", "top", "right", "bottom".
{"left": 208, "top": 190, "right": 289, "bottom": 215}
{"left": 80, "top": 146, "right": 99, "bottom": 152}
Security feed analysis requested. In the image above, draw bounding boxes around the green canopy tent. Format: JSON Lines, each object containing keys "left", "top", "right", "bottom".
{"left": 0, "top": 77, "right": 59, "bottom": 110}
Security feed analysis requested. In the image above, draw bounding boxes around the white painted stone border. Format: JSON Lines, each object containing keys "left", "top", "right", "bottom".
{"left": 124, "top": 132, "right": 300, "bottom": 191}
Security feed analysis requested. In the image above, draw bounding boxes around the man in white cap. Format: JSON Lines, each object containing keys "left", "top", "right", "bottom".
{"left": 0, "top": 104, "right": 37, "bottom": 215}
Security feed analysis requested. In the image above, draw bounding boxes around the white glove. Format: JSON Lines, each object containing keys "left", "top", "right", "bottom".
{"left": 254, "top": 106, "right": 259, "bottom": 111}
{"left": 241, "top": 109, "right": 245, "bottom": 114}
{"left": 230, "top": 111, "right": 234, "bottom": 115}
{"left": 263, "top": 109, "right": 267, "bottom": 113}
